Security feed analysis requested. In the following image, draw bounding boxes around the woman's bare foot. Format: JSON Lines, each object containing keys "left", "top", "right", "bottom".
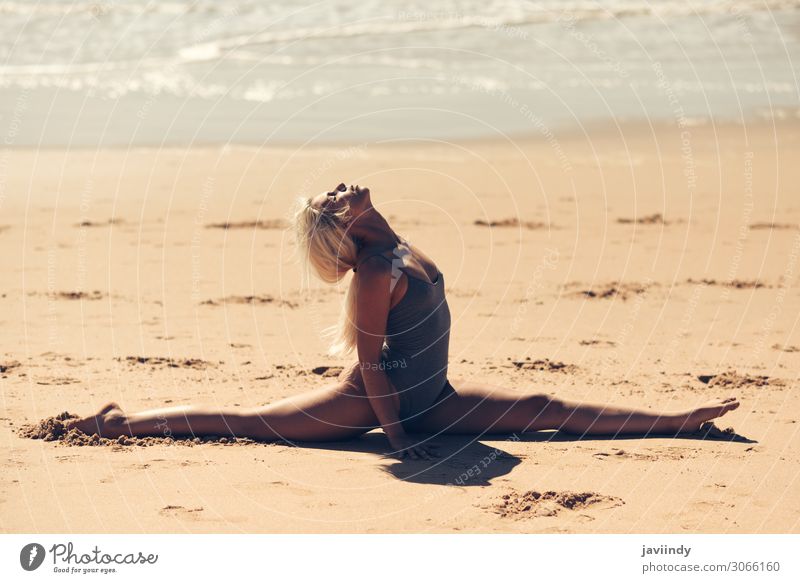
{"left": 65, "top": 402, "right": 130, "bottom": 438}
{"left": 675, "top": 397, "right": 740, "bottom": 433}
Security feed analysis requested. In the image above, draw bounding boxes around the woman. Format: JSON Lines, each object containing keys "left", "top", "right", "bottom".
{"left": 69, "top": 183, "right": 739, "bottom": 459}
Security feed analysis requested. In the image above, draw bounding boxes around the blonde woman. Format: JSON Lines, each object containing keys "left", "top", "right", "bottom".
{"left": 69, "top": 183, "right": 740, "bottom": 459}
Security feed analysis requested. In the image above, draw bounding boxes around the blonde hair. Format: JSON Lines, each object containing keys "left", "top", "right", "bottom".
{"left": 292, "top": 195, "right": 360, "bottom": 356}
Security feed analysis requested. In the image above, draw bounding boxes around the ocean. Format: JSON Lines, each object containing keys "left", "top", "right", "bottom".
{"left": 1, "top": 0, "right": 798, "bottom": 146}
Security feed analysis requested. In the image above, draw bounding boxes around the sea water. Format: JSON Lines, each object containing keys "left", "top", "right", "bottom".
{"left": 0, "top": 0, "right": 798, "bottom": 146}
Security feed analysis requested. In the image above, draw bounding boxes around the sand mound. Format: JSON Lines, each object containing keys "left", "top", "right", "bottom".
{"left": 17, "top": 411, "right": 77, "bottom": 441}
{"left": 617, "top": 213, "right": 669, "bottom": 225}
{"left": 687, "top": 278, "right": 767, "bottom": 289}
{"left": 772, "top": 344, "right": 799, "bottom": 353}
{"left": 508, "top": 357, "right": 578, "bottom": 373}
{"left": 311, "top": 365, "right": 344, "bottom": 377}
{"left": 160, "top": 505, "right": 204, "bottom": 518}
{"left": 76, "top": 218, "right": 124, "bottom": 227}
{"left": 474, "top": 218, "right": 550, "bottom": 230}
{"left": 117, "top": 356, "right": 216, "bottom": 370}
{"left": 201, "top": 295, "right": 298, "bottom": 308}
{"left": 750, "top": 222, "right": 797, "bottom": 231}
{"left": 579, "top": 339, "right": 616, "bottom": 347}
{"left": 593, "top": 448, "right": 663, "bottom": 461}
{"left": 0, "top": 360, "right": 22, "bottom": 374}
{"left": 53, "top": 291, "right": 105, "bottom": 300}
{"left": 494, "top": 489, "right": 624, "bottom": 518}
{"left": 570, "top": 282, "right": 650, "bottom": 300}
{"left": 697, "top": 371, "right": 782, "bottom": 389}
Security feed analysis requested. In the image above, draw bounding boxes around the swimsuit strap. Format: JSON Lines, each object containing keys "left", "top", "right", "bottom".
{"left": 352, "top": 248, "right": 396, "bottom": 273}
{"left": 353, "top": 236, "right": 411, "bottom": 273}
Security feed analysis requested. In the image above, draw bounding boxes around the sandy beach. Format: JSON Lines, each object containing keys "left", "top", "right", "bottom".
{"left": 1, "top": 118, "right": 798, "bottom": 533}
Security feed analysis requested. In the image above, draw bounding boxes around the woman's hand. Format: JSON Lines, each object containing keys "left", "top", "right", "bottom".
{"left": 387, "top": 431, "right": 439, "bottom": 460}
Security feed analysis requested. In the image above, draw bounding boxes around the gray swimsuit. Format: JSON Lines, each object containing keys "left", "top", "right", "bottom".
{"left": 353, "top": 243, "right": 451, "bottom": 423}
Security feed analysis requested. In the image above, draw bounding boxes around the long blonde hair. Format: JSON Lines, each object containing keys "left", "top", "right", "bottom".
{"left": 292, "top": 195, "right": 360, "bottom": 356}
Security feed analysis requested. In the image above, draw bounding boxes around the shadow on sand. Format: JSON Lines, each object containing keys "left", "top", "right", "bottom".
{"left": 292, "top": 424, "right": 756, "bottom": 486}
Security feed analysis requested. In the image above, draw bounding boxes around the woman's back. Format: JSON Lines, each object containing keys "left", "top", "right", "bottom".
{"left": 354, "top": 240, "right": 451, "bottom": 421}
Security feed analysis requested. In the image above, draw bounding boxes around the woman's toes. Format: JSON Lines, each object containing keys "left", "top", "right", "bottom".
{"left": 66, "top": 416, "right": 98, "bottom": 435}
{"left": 710, "top": 398, "right": 739, "bottom": 418}
{"left": 720, "top": 398, "right": 740, "bottom": 412}
{"left": 99, "top": 402, "right": 121, "bottom": 415}
{"left": 65, "top": 402, "right": 127, "bottom": 437}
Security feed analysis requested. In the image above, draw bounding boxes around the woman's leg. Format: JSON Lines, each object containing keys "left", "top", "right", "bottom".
{"left": 68, "top": 363, "right": 383, "bottom": 442}
{"left": 404, "top": 380, "right": 740, "bottom": 436}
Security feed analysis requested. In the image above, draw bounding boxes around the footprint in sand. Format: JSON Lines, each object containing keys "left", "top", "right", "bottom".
{"left": 201, "top": 295, "right": 298, "bottom": 308}
{"left": 749, "top": 222, "right": 798, "bottom": 231}
{"left": 568, "top": 282, "right": 651, "bottom": 301}
{"left": 117, "top": 356, "right": 217, "bottom": 370}
{"left": 45, "top": 291, "right": 105, "bottom": 301}
{"left": 593, "top": 449, "right": 635, "bottom": 460}
{"left": 205, "top": 219, "right": 286, "bottom": 230}
{"left": 593, "top": 448, "right": 685, "bottom": 462}
{"left": 507, "top": 358, "right": 578, "bottom": 374}
{"left": 54, "top": 454, "right": 82, "bottom": 463}
{"left": 616, "top": 213, "right": 679, "bottom": 225}
{"left": 579, "top": 339, "right": 616, "bottom": 347}
{"left": 446, "top": 288, "right": 482, "bottom": 299}
{"left": 311, "top": 365, "right": 345, "bottom": 377}
{"left": 772, "top": 344, "right": 799, "bottom": 353}
{"left": 474, "top": 218, "right": 552, "bottom": 230}
{"left": 491, "top": 489, "right": 624, "bottom": 519}
{"left": 686, "top": 278, "right": 768, "bottom": 289}
{"left": 34, "top": 376, "right": 81, "bottom": 386}
{"left": 159, "top": 505, "right": 205, "bottom": 519}
{"left": 75, "top": 219, "right": 125, "bottom": 228}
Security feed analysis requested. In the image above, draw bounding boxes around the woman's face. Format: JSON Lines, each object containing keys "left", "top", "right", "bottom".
{"left": 311, "top": 183, "right": 371, "bottom": 218}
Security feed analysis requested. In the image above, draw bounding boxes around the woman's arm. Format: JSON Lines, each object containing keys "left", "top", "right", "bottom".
{"left": 354, "top": 258, "right": 436, "bottom": 459}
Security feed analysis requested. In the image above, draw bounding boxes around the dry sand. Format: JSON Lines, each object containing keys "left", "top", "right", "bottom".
{"left": 1, "top": 119, "right": 798, "bottom": 533}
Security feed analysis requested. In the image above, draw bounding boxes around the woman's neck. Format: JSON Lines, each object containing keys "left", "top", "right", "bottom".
{"left": 353, "top": 213, "right": 400, "bottom": 250}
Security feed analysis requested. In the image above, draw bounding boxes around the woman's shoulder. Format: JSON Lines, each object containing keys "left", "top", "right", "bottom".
{"left": 353, "top": 254, "right": 398, "bottom": 311}
{"left": 353, "top": 246, "right": 395, "bottom": 273}
{"left": 353, "top": 254, "right": 395, "bottom": 294}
